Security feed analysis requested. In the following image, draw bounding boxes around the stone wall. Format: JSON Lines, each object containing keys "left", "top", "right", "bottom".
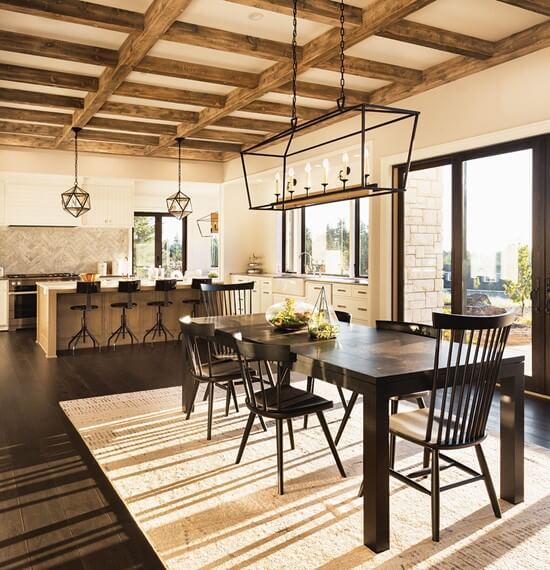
{"left": 404, "top": 167, "right": 445, "bottom": 324}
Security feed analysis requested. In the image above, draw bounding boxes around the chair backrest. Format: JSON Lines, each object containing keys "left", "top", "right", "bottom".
{"left": 191, "top": 277, "right": 212, "bottom": 290}
{"left": 235, "top": 339, "right": 295, "bottom": 414}
{"left": 76, "top": 281, "right": 100, "bottom": 294}
{"left": 376, "top": 319, "right": 437, "bottom": 338}
{"left": 426, "top": 311, "right": 514, "bottom": 447}
{"left": 118, "top": 279, "right": 140, "bottom": 294}
{"left": 179, "top": 320, "right": 218, "bottom": 381}
{"left": 335, "top": 310, "right": 352, "bottom": 324}
{"left": 155, "top": 279, "right": 177, "bottom": 292}
{"left": 201, "top": 282, "right": 254, "bottom": 316}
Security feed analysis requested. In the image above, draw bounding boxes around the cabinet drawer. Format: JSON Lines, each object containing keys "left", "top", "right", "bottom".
{"left": 260, "top": 278, "right": 273, "bottom": 293}
{"left": 332, "top": 284, "right": 353, "bottom": 297}
{"left": 305, "top": 282, "right": 331, "bottom": 304}
{"left": 333, "top": 300, "right": 352, "bottom": 313}
{"left": 351, "top": 300, "right": 368, "bottom": 320}
{"left": 352, "top": 285, "right": 369, "bottom": 299}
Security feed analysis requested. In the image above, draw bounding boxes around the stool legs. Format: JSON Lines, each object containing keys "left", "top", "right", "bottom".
{"left": 68, "top": 308, "right": 100, "bottom": 352}
{"left": 108, "top": 306, "right": 138, "bottom": 348}
{"left": 143, "top": 305, "right": 174, "bottom": 344}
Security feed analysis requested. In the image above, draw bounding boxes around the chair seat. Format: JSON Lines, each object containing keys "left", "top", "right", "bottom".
{"left": 390, "top": 408, "right": 458, "bottom": 447}
{"left": 202, "top": 359, "right": 244, "bottom": 381}
{"left": 70, "top": 304, "right": 99, "bottom": 311}
{"left": 252, "top": 385, "right": 333, "bottom": 417}
{"left": 111, "top": 302, "right": 137, "bottom": 309}
{"left": 147, "top": 300, "right": 172, "bottom": 307}
{"left": 182, "top": 299, "right": 199, "bottom": 304}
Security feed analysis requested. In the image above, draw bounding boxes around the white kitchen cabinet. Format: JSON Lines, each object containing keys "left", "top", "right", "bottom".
{"left": 259, "top": 277, "right": 273, "bottom": 312}
{"left": 81, "top": 184, "right": 134, "bottom": 228}
{"left": 306, "top": 281, "right": 332, "bottom": 305}
{"left": 0, "top": 280, "right": 8, "bottom": 331}
{"left": 230, "top": 274, "right": 260, "bottom": 312}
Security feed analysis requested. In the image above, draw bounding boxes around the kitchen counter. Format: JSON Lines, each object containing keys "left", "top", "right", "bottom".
{"left": 230, "top": 272, "right": 368, "bottom": 285}
{"left": 36, "top": 279, "right": 207, "bottom": 357}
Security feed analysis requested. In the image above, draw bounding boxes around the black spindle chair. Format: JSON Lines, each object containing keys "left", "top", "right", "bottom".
{"left": 201, "top": 281, "right": 254, "bottom": 317}
{"left": 180, "top": 320, "right": 264, "bottom": 440}
{"left": 234, "top": 338, "right": 346, "bottom": 495}
{"left": 387, "top": 311, "right": 514, "bottom": 541}
{"left": 177, "top": 278, "right": 212, "bottom": 342}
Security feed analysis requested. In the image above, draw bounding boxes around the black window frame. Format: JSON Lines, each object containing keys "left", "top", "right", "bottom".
{"left": 132, "top": 211, "right": 188, "bottom": 275}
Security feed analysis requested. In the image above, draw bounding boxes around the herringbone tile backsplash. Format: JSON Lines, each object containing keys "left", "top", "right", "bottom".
{"left": 0, "top": 227, "right": 129, "bottom": 274}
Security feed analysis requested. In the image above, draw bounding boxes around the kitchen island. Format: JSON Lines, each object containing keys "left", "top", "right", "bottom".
{"left": 37, "top": 279, "right": 203, "bottom": 357}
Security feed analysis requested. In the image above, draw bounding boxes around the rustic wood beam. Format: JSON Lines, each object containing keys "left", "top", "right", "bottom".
{"left": 172, "top": 139, "right": 242, "bottom": 153}
{"left": 100, "top": 101, "right": 198, "bottom": 123}
{"left": 317, "top": 55, "right": 422, "bottom": 84}
{"left": 0, "top": 87, "right": 84, "bottom": 109}
{"left": 0, "top": 133, "right": 53, "bottom": 149}
{"left": 135, "top": 56, "right": 259, "bottom": 88}
{"left": 191, "top": 128, "right": 264, "bottom": 144}
{"left": 0, "top": 120, "right": 59, "bottom": 137}
{"left": 498, "top": 0, "right": 550, "bottom": 16}
{"left": 164, "top": 21, "right": 296, "bottom": 61}
{"left": 274, "top": 81, "right": 370, "bottom": 104}
{"left": 225, "top": 0, "right": 363, "bottom": 26}
{"left": 87, "top": 116, "right": 176, "bottom": 135}
{"left": 0, "top": 106, "right": 71, "bottom": 124}
{"left": 0, "top": 31, "right": 119, "bottom": 67}
{"left": 215, "top": 116, "right": 286, "bottom": 132}
{"left": 0, "top": 0, "right": 144, "bottom": 33}
{"left": 146, "top": 0, "right": 434, "bottom": 153}
{"left": 116, "top": 82, "right": 226, "bottom": 108}
{"left": 0, "top": 63, "right": 99, "bottom": 92}
{"left": 243, "top": 99, "right": 323, "bottom": 120}
{"left": 79, "top": 129, "right": 159, "bottom": 146}
{"left": 378, "top": 20, "right": 495, "bottom": 59}
{"left": 370, "top": 20, "right": 550, "bottom": 105}
{"left": 54, "top": 0, "right": 194, "bottom": 147}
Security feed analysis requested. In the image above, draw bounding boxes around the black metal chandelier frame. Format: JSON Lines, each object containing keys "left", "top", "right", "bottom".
{"left": 240, "top": 0, "right": 419, "bottom": 212}
{"left": 61, "top": 127, "right": 91, "bottom": 218}
{"left": 166, "top": 137, "right": 193, "bottom": 220}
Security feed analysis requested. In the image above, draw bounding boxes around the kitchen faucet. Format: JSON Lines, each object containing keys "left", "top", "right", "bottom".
{"left": 298, "top": 251, "right": 319, "bottom": 276}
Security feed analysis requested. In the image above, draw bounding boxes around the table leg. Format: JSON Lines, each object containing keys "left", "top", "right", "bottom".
{"left": 499, "top": 361, "right": 524, "bottom": 504}
{"left": 364, "top": 384, "right": 389, "bottom": 552}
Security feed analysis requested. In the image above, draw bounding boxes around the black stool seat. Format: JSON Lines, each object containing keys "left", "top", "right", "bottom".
{"left": 70, "top": 304, "right": 99, "bottom": 311}
{"left": 111, "top": 301, "right": 137, "bottom": 309}
{"left": 147, "top": 300, "right": 172, "bottom": 307}
{"left": 108, "top": 280, "right": 141, "bottom": 349}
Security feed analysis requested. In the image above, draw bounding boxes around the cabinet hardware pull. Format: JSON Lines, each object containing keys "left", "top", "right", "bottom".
{"left": 358, "top": 308, "right": 367, "bottom": 311}
{"left": 337, "top": 304, "right": 346, "bottom": 308}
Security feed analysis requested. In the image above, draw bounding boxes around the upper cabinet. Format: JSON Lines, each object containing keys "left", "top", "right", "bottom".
{"left": 81, "top": 183, "right": 134, "bottom": 228}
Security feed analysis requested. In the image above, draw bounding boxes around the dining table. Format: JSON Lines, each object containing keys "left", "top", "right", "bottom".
{"left": 180, "top": 314, "right": 525, "bottom": 553}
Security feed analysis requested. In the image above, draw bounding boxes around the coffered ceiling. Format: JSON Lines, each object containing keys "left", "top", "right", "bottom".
{"left": 0, "top": 0, "right": 548, "bottom": 162}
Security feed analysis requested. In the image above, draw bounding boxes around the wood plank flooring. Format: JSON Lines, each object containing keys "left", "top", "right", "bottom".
{"left": 0, "top": 330, "right": 548, "bottom": 569}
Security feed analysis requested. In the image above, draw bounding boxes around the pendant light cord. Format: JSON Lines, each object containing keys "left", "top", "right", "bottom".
{"left": 290, "top": 0, "right": 298, "bottom": 129}
{"left": 73, "top": 127, "right": 80, "bottom": 185}
{"left": 337, "top": 0, "right": 346, "bottom": 110}
{"left": 177, "top": 138, "right": 182, "bottom": 191}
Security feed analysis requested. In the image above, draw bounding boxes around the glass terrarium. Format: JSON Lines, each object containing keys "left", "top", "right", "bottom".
{"left": 266, "top": 298, "right": 313, "bottom": 332}
{"left": 308, "top": 286, "right": 339, "bottom": 340}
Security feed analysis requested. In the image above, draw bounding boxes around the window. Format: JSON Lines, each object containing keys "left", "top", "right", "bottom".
{"left": 133, "top": 212, "right": 187, "bottom": 277}
{"left": 358, "top": 198, "right": 369, "bottom": 277}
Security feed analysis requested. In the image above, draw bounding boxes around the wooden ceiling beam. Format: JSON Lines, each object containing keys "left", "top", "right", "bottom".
{"left": 100, "top": 101, "right": 198, "bottom": 123}
{"left": 146, "top": 0, "right": 434, "bottom": 153}
{"left": 378, "top": 20, "right": 496, "bottom": 59}
{"left": 116, "top": 82, "right": 226, "bottom": 108}
{"left": 0, "top": 120, "right": 59, "bottom": 137}
{"left": 274, "top": 81, "right": 370, "bottom": 104}
{"left": 225, "top": 0, "right": 363, "bottom": 27}
{"left": 243, "top": 99, "right": 323, "bottom": 120}
{"left": 0, "top": 133, "right": 53, "bottom": 149}
{"left": 498, "top": 0, "right": 550, "bottom": 16}
{"left": 54, "top": 0, "right": 194, "bottom": 147}
{"left": 0, "top": 87, "right": 84, "bottom": 109}
{"left": 215, "top": 116, "right": 286, "bottom": 132}
{"left": 135, "top": 56, "right": 259, "bottom": 88}
{"left": 164, "top": 21, "right": 296, "bottom": 61}
{"left": 0, "top": 63, "right": 99, "bottom": 92}
{"left": 0, "top": 106, "right": 72, "bottom": 124}
{"left": 79, "top": 129, "right": 159, "bottom": 146}
{"left": 87, "top": 116, "right": 176, "bottom": 135}
{"left": 0, "top": 30, "right": 119, "bottom": 67}
{"left": 191, "top": 128, "right": 265, "bottom": 144}
{"left": 173, "top": 139, "right": 242, "bottom": 153}
{"left": 0, "top": 0, "right": 144, "bottom": 33}
{"left": 317, "top": 55, "right": 422, "bottom": 84}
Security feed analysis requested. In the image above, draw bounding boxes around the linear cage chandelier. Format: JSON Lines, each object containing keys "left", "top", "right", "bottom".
{"left": 197, "top": 212, "right": 219, "bottom": 237}
{"left": 61, "top": 127, "right": 91, "bottom": 218}
{"left": 240, "top": 0, "right": 419, "bottom": 212}
{"left": 167, "top": 137, "right": 193, "bottom": 220}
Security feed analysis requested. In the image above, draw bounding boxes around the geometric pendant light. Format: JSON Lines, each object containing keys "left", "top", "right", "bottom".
{"left": 166, "top": 137, "right": 193, "bottom": 220}
{"left": 61, "top": 127, "right": 91, "bottom": 218}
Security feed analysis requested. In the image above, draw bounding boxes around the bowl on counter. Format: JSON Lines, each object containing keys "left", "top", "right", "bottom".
{"left": 79, "top": 272, "right": 100, "bottom": 282}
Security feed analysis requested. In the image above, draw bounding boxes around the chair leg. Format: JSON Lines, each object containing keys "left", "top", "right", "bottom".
{"left": 414, "top": 396, "right": 430, "bottom": 469}
{"left": 236, "top": 412, "right": 255, "bottom": 464}
{"left": 475, "top": 444, "right": 502, "bottom": 518}
{"left": 275, "top": 419, "right": 284, "bottom": 495}
{"left": 316, "top": 411, "right": 346, "bottom": 478}
{"left": 287, "top": 419, "right": 295, "bottom": 450}
{"left": 303, "top": 377, "right": 315, "bottom": 429}
{"left": 224, "top": 384, "right": 231, "bottom": 417}
{"left": 258, "top": 415, "right": 267, "bottom": 432}
{"left": 206, "top": 383, "right": 214, "bottom": 441}
{"left": 335, "top": 391, "right": 359, "bottom": 446}
{"left": 336, "top": 387, "right": 348, "bottom": 410}
{"left": 431, "top": 449, "right": 440, "bottom": 542}
{"left": 185, "top": 381, "right": 200, "bottom": 421}
{"left": 229, "top": 381, "right": 239, "bottom": 413}
{"left": 358, "top": 480, "right": 364, "bottom": 497}
{"left": 389, "top": 398, "right": 399, "bottom": 469}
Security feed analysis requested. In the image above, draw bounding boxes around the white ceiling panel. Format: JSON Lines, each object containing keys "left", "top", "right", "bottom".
{"left": 0, "top": 102, "right": 72, "bottom": 118}
{"left": 125, "top": 71, "right": 234, "bottom": 95}
{"left": 229, "top": 110, "right": 289, "bottom": 123}
{"left": 108, "top": 94, "right": 204, "bottom": 113}
{"left": 94, "top": 111, "right": 178, "bottom": 125}
{"left": 259, "top": 92, "right": 333, "bottom": 109}
{"left": 86, "top": 0, "right": 152, "bottom": 12}
{"left": 0, "top": 51, "right": 105, "bottom": 77}
{"left": 298, "top": 68, "right": 388, "bottom": 92}
{"left": 0, "top": 80, "right": 85, "bottom": 98}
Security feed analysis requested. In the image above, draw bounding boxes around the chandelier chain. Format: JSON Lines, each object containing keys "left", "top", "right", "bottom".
{"left": 291, "top": 0, "right": 298, "bottom": 128}
{"left": 74, "top": 129, "right": 78, "bottom": 184}
{"left": 178, "top": 138, "right": 182, "bottom": 191}
{"left": 338, "top": 0, "right": 346, "bottom": 109}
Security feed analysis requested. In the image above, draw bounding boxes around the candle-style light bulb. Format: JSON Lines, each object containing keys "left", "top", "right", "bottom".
{"left": 275, "top": 171, "right": 280, "bottom": 193}
{"left": 322, "top": 158, "right": 329, "bottom": 184}
{"left": 305, "top": 162, "right": 312, "bottom": 187}
{"left": 364, "top": 147, "right": 370, "bottom": 176}
{"left": 342, "top": 152, "right": 349, "bottom": 169}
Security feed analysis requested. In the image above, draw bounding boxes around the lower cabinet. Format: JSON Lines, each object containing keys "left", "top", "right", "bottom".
{"left": 0, "top": 280, "right": 8, "bottom": 331}
{"left": 333, "top": 284, "right": 369, "bottom": 324}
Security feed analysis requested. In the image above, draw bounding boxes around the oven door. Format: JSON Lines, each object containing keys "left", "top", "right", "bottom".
{"left": 9, "top": 287, "right": 37, "bottom": 330}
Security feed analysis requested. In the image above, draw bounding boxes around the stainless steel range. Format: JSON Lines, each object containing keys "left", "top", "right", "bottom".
{"left": 8, "top": 273, "right": 79, "bottom": 330}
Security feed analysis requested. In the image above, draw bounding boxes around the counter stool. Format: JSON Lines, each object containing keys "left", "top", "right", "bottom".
{"left": 108, "top": 280, "right": 141, "bottom": 348}
{"left": 178, "top": 278, "right": 212, "bottom": 341}
{"left": 143, "top": 279, "right": 177, "bottom": 344}
{"left": 68, "top": 281, "right": 101, "bottom": 352}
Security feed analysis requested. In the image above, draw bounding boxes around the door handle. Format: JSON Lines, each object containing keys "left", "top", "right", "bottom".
{"left": 531, "top": 278, "right": 540, "bottom": 313}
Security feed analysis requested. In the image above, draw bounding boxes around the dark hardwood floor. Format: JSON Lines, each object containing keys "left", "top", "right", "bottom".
{"left": 0, "top": 330, "right": 548, "bottom": 569}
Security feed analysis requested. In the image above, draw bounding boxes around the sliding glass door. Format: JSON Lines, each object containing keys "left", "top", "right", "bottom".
{"left": 395, "top": 134, "right": 550, "bottom": 395}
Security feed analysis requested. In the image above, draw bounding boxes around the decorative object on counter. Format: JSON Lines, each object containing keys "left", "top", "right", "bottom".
{"left": 240, "top": 0, "right": 419, "bottom": 212}
{"left": 246, "top": 253, "right": 262, "bottom": 274}
{"left": 166, "top": 138, "right": 192, "bottom": 220}
{"left": 79, "top": 272, "right": 100, "bottom": 282}
{"left": 143, "top": 279, "right": 177, "bottom": 344}
{"left": 68, "top": 280, "right": 101, "bottom": 352}
{"left": 61, "top": 128, "right": 91, "bottom": 218}
{"left": 107, "top": 280, "right": 141, "bottom": 349}
{"left": 207, "top": 270, "right": 218, "bottom": 278}
{"left": 97, "top": 261, "right": 108, "bottom": 275}
{"left": 266, "top": 298, "right": 312, "bottom": 332}
{"left": 308, "top": 286, "right": 339, "bottom": 340}
{"left": 197, "top": 212, "right": 219, "bottom": 237}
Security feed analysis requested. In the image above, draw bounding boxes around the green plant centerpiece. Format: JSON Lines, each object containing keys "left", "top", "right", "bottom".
{"left": 308, "top": 286, "right": 339, "bottom": 340}
{"left": 266, "top": 298, "right": 312, "bottom": 332}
